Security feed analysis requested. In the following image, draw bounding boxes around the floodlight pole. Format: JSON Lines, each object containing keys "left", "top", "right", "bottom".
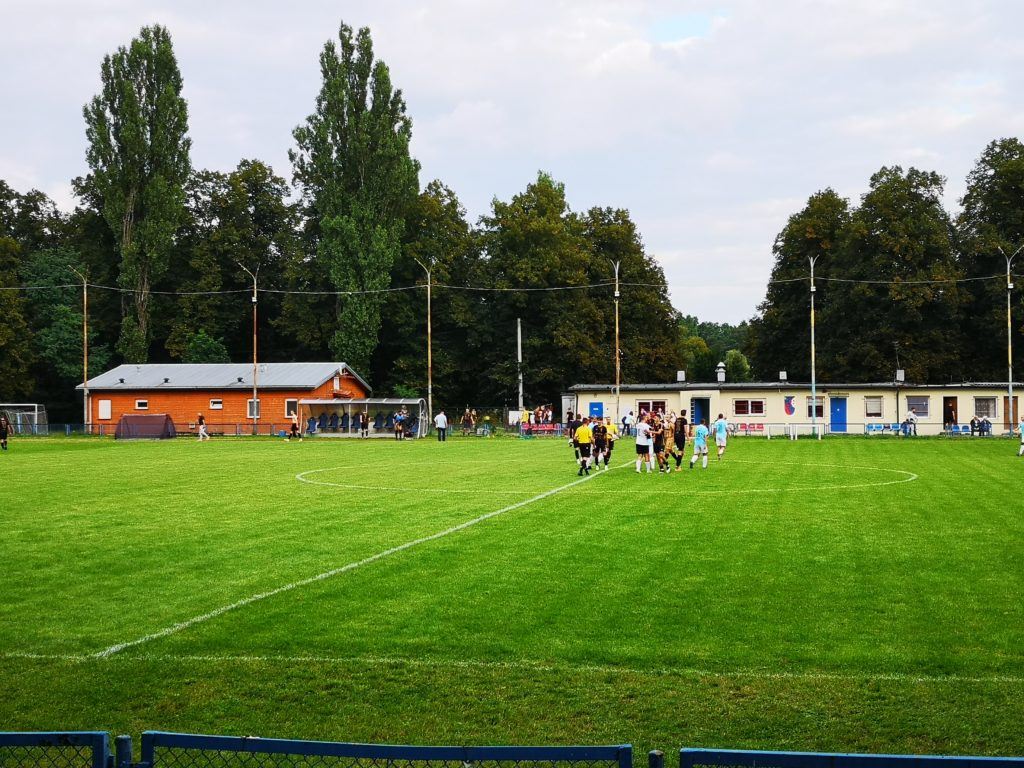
{"left": 238, "top": 262, "right": 260, "bottom": 435}
{"left": 808, "top": 255, "right": 819, "bottom": 439}
{"left": 999, "top": 245, "right": 1022, "bottom": 431}
{"left": 612, "top": 259, "right": 621, "bottom": 424}
{"left": 517, "top": 317, "right": 524, "bottom": 411}
{"left": 69, "top": 266, "right": 89, "bottom": 430}
{"left": 414, "top": 257, "right": 433, "bottom": 424}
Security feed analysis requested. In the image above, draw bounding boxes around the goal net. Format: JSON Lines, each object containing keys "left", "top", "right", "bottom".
{"left": 0, "top": 404, "right": 49, "bottom": 435}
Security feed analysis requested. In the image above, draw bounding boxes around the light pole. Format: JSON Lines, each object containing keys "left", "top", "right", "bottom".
{"left": 808, "top": 254, "right": 820, "bottom": 438}
{"left": 69, "top": 266, "right": 89, "bottom": 429}
{"left": 237, "top": 262, "right": 259, "bottom": 435}
{"left": 414, "top": 257, "right": 433, "bottom": 424}
{"left": 611, "top": 260, "right": 621, "bottom": 424}
{"left": 998, "top": 245, "right": 1023, "bottom": 431}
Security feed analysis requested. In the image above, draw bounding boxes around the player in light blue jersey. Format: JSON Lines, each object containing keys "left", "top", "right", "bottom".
{"left": 712, "top": 413, "right": 730, "bottom": 461}
{"left": 689, "top": 419, "right": 710, "bottom": 470}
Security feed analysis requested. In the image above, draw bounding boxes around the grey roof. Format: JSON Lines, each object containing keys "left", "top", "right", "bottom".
{"left": 79, "top": 363, "right": 371, "bottom": 393}
{"left": 570, "top": 381, "right": 1021, "bottom": 392}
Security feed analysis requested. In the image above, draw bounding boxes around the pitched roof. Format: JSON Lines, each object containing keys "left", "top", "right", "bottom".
{"left": 78, "top": 363, "right": 371, "bottom": 393}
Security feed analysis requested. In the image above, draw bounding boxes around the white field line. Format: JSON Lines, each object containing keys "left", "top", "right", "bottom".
{"left": 90, "top": 462, "right": 631, "bottom": 659}
{"left": 300, "top": 461, "right": 918, "bottom": 496}
{"left": 5, "top": 650, "right": 1024, "bottom": 686}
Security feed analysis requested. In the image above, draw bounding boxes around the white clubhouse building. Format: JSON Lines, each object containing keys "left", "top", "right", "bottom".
{"left": 568, "top": 376, "right": 1020, "bottom": 437}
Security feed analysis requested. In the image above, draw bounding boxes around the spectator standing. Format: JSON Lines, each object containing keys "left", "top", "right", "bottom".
{"left": 359, "top": 410, "right": 369, "bottom": 438}
{"left": 434, "top": 410, "right": 448, "bottom": 442}
{"left": 906, "top": 407, "right": 918, "bottom": 436}
{"left": 1018, "top": 414, "right": 1024, "bottom": 457}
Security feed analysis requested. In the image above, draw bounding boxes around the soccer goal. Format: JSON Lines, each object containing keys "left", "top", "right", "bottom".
{"left": 0, "top": 404, "right": 49, "bottom": 435}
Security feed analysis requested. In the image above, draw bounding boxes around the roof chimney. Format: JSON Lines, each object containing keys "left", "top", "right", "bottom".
{"left": 716, "top": 361, "right": 726, "bottom": 383}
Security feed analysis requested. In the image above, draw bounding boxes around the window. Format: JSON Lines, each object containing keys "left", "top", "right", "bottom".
{"left": 209, "top": 399, "right": 223, "bottom": 410}
{"left": 906, "top": 396, "right": 929, "bottom": 418}
{"left": 806, "top": 396, "right": 824, "bottom": 418}
{"left": 974, "top": 397, "right": 996, "bottom": 418}
{"left": 247, "top": 399, "right": 261, "bottom": 419}
{"left": 865, "top": 396, "right": 883, "bottom": 418}
{"left": 285, "top": 399, "right": 298, "bottom": 417}
{"left": 135, "top": 399, "right": 148, "bottom": 410}
{"left": 333, "top": 375, "right": 340, "bottom": 390}
{"left": 98, "top": 400, "right": 111, "bottom": 420}
{"left": 733, "top": 399, "right": 765, "bottom": 416}
{"left": 637, "top": 400, "right": 667, "bottom": 414}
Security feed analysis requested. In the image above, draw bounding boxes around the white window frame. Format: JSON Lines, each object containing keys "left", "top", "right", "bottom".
{"left": 974, "top": 397, "right": 997, "bottom": 419}
{"left": 134, "top": 399, "right": 149, "bottom": 410}
{"left": 285, "top": 399, "right": 298, "bottom": 417}
{"left": 247, "top": 398, "right": 261, "bottom": 419}
{"left": 98, "top": 400, "right": 112, "bottom": 420}
{"left": 864, "top": 396, "right": 883, "bottom": 418}
{"left": 806, "top": 396, "right": 824, "bottom": 418}
{"left": 906, "top": 396, "right": 930, "bottom": 418}
{"left": 209, "top": 399, "right": 223, "bottom": 411}
{"left": 733, "top": 399, "right": 765, "bottom": 416}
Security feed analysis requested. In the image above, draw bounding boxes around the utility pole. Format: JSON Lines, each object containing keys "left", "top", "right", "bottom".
{"left": 999, "top": 245, "right": 1022, "bottom": 431}
{"left": 69, "top": 266, "right": 89, "bottom": 430}
{"left": 517, "top": 317, "right": 524, "bottom": 412}
{"left": 414, "top": 258, "right": 433, "bottom": 423}
{"left": 808, "top": 254, "right": 819, "bottom": 439}
{"left": 238, "top": 262, "right": 259, "bottom": 435}
{"left": 612, "top": 260, "right": 621, "bottom": 424}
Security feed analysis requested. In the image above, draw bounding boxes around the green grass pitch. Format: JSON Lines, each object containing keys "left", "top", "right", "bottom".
{"left": 2, "top": 435, "right": 1023, "bottom": 754}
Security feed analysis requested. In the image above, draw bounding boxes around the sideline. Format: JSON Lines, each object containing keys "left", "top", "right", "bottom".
{"left": 90, "top": 461, "right": 631, "bottom": 658}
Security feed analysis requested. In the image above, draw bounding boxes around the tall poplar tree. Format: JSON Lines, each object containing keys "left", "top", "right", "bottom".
{"left": 291, "top": 22, "right": 419, "bottom": 374}
{"left": 82, "top": 24, "right": 191, "bottom": 362}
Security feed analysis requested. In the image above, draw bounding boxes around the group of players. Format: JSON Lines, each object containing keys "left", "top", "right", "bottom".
{"left": 567, "top": 410, "right": 731, "bottom": 475}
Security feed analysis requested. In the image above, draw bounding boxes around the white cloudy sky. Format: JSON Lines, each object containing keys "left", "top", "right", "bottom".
{"left": 3, "top": 1, "right": 1023, "bottom": 322}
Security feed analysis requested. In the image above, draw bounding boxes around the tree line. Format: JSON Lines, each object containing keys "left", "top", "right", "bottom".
{"left": 747, "top": 143, "right": 1024, "bottom": 385}
{"left": 0, "top": 22, "right": 689, "bottom": 420}
{"left": 3, "top": 21, "right": 1022, "bottom": 422}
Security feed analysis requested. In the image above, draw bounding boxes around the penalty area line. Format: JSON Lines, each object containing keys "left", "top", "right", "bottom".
{"left": 89, "top": 461, "right": 632, "bottom": 659}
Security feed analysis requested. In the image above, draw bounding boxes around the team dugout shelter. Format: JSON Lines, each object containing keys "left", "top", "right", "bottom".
{"left": 78, "top": 362, "right": 373, "bottom": 435}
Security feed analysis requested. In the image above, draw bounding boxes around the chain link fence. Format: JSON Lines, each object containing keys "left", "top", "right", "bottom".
{"left": 141, "top": 733, "right": 632, "bottom": 768}
{"left": 0, "top": 733, "right": 109, "bottom": 768}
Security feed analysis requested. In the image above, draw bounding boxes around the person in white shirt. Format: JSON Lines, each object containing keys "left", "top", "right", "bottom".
{"left": 1018, "top": 414, "right": 1024, "bottom": 457}
{"left": 433, "top": 410, "right": 448, "bottom": 442}
{"left": 634, "top": 414, "right": 654, "bottom": 473}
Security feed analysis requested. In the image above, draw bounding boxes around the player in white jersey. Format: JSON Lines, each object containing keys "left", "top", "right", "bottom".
{"left": 712, "top": 413, "right": 729, "bottom": 460}
{"left": 634, "top": 414, "right": 654, "bottom": 473}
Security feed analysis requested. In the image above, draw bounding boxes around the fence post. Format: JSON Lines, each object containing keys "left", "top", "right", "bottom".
{"left": 115, "top": 736, "right": 132, "bottom": 768}
{"left": 648, "top": 751, "right": 664, "bottom": 768}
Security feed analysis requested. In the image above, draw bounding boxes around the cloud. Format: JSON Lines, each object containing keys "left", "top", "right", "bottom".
{"left": 3, "top": 0, "right": 1024, "bottom": 323}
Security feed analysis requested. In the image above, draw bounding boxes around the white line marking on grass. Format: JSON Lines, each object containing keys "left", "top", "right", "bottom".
{"left": 7, "top": 650, "right": 1024, "bottom": 686}
{"left": 90, "top": 462, "right": 631, "bottom": 659}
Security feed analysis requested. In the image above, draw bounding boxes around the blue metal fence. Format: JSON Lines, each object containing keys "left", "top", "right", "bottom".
{"left": 139, "top": 733, "right": 631, "bottom": 768}
{"left": 0, "top": 732, "right": 110, "bottom": 768}
{"left": 680, "top": 749, "right": 1024, "bottom": 768}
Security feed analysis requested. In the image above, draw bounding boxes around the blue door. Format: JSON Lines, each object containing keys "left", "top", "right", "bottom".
{"left": 589, "top": 401, "right": 604, "bottom": 418}
{"left": 691, "top": 398, "right": 710, "bottom": 427}
{"left": 829, "top": 397, "right": 847, "bottom": 433}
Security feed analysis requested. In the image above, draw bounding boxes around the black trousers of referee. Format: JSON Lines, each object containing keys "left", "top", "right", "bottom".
{"left": 436, "top": 427, "right": 447, "bottom": 441}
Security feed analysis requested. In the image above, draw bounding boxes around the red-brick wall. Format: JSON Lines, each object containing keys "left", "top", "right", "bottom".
{"left": 89, "top": 373, "right": 368, "bottom": 433}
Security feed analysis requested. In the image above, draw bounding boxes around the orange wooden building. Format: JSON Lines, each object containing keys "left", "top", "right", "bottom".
{"left": 78, "top": 362, "right": 371, "bottom": 435}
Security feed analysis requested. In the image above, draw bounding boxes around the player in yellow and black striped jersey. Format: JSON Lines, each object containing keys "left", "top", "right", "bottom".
{"left": 602, "top": 416, "right": 618, "bottom": 469}
{"left": 592, "top": 420, "right": 608, "bottom": 470}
